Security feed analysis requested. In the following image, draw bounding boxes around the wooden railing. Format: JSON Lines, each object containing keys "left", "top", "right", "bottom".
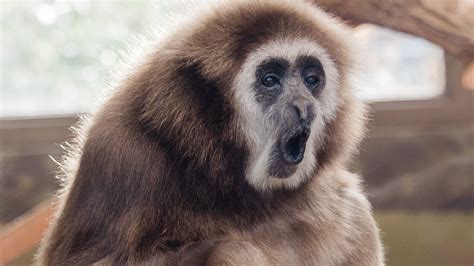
{"left": 0, "top": 200, "right": 54, "bottom": 265}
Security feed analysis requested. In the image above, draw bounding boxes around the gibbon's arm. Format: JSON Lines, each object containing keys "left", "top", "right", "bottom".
{"left": 204, "top": 241, "right": 269, "bottom": 266}
{"left": 340, "top": 174, "right": 385, "bottom": 266}
{"left": 38, "top": 113, "right": 171, "bottom": 265}
{"left": 344, "top": 203, "right": 385, "bottom": 265}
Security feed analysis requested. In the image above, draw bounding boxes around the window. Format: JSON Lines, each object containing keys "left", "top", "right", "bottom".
{"left": 353, "top": 24, "right": 446, "bottom": 102}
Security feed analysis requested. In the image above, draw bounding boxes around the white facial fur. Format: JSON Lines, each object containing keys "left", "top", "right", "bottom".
{"left": 233, "top": 38, "right": 341, "bottom": 192}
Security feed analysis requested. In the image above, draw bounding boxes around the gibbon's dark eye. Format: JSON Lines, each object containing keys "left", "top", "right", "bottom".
{"left": 304, "top": 75, "right": 320, "bottom": 86}
{"left": 302, "top": 66, "right": 323, "bottom": 93}
{"left": 261, "top": 73, "right": 281, "bottom": 87}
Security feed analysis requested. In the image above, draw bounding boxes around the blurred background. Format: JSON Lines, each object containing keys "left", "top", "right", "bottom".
{"left": 0, "top": 0, "right": 472, "bottom": 265}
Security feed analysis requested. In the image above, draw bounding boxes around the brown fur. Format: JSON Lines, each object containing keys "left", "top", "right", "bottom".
{"left": 37, "top": 1, "right": 384, "bottom": 265}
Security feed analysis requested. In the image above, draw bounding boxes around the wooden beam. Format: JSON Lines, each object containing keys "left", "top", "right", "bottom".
{"left": 314, "top": 0, "right": 474, "bottom": 60}
{"left": 0, "top": 200, "right": 54, "bottom": 265}
{"left": 462, "top": 62, "right": 474, "bottom": 90}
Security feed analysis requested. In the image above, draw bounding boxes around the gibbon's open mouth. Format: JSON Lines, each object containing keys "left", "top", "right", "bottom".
{"left": 280, "top": 127, "right": 310, "bottom": 165}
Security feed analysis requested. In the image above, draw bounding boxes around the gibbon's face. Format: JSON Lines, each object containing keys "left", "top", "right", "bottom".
{"left": 233, "top": 38, "right": 341, "bottom": 192}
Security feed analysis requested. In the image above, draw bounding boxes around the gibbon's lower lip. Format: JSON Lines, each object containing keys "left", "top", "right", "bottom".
{"left": 280, "top": 128, "right": 310, "bottom": 165}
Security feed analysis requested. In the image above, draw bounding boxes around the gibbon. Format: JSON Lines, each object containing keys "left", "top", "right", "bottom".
{"left": 38, "top": 1, "right": 384, "bottom": 265}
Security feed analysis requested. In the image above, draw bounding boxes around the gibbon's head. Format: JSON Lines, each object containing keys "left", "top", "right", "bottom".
{"left": 134, "top": 0, "right": 366, "bottom": 194}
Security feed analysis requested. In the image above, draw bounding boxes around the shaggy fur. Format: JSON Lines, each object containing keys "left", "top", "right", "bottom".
{"left": 37, "top": 1, "right": 384, "bottom": 265}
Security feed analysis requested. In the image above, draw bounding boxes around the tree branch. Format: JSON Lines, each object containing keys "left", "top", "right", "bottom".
{"left": 314, "top": 0, "right": 474, "bottom": 60}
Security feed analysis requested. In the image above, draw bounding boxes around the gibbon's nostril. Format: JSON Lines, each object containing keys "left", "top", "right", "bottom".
{"left": 301, "top": 119, "right": 311, "bottom": 131}
{"left": 292, "top": 103, "right": 306, "bottom": 120}
{"left": 292, "top": 101, "right": 314, "bottom": 127}
{"left": 293, "top": 105, "right": 302, "bottom": 120}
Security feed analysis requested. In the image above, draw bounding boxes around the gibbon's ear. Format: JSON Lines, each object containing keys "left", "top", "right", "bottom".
{"left": 40, "top": 115, "right": 172, "bottom": 264}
